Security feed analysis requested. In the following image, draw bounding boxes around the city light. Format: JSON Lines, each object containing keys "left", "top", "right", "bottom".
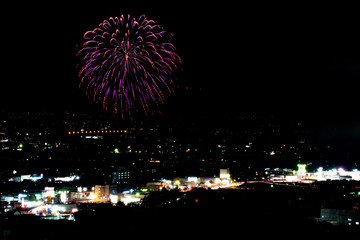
{"left": 109, "top": 194, "right": 118, "bottom": 204}
{"left": 68, "top": 129, "right": 128, "bottom": 135}
{"left": 265, "top": 166, "right": 360, "bottom": 182}
{"left": 0, "top": 4, "right": 359, "bottom": 237}
{"left": 54, "top": 175, "right": 79, "bottom": 182}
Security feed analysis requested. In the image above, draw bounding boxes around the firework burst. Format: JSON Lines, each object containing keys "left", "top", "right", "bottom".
{"left": 77, "top": 14, "right": 181, "bottom": 117}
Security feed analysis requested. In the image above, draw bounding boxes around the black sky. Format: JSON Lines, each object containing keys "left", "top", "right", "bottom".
{"left": 1, "top": 2, "right": 359, "bottom": 123}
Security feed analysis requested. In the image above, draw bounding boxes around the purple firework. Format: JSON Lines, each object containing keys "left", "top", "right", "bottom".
{"left": 77, "top": 14, "right": 181, "bottom": 117}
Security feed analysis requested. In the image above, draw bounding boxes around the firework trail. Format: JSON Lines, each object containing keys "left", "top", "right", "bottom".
{"left": 77, "top": 14, "right": 181, "bottom": 117}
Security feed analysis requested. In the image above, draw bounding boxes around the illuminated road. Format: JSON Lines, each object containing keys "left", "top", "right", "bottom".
{"left": 210, "top": 182, "right": 244, "bottom": 190}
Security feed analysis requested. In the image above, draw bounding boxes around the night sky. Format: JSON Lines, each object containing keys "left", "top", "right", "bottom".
{"left": 2, "top": 2, "right": 359, "bottom": 125}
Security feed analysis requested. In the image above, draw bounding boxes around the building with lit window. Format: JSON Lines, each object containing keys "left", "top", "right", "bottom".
{"left": 95, "top": 185, "right": 117, "bottom": 199}
{"left": 113, "top": 167, "right": 130, "bottom": 184}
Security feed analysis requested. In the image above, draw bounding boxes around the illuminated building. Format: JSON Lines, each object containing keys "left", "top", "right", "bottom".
{"left": 95, "top": 185, "right": 117, "bottom": 199}
{"left": 311, "top": 167, "right": 360, "bottom": 181}
{"left": 146, "top": 182, "right": 165, "bottom": 191}
{"left": 120, "top": 191, "right": 146, "bottom": 205}
{"left": 8, "top": 174, "right": 43, "bottom": 182}
{"left": 113, "top": 167, "right": 130, "bottom": 184}
{"left": 317, "top": 209, "right": 360, "bottom": 225}
{"left": 54, "top": 175, "right": 80, "bottom": 182}
{"left": 220, "top": 169, "right": 230, "bottom": 180}
{"left": 70, "top": 190, "right": 96, "bottom": 202}
{"left": 297, "top": 164, "right": 307, "bottom": 179}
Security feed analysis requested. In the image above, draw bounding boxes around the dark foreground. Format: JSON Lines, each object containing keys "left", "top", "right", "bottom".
{"left": 1, "top": 188, "right": 360, "bottom": 239}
